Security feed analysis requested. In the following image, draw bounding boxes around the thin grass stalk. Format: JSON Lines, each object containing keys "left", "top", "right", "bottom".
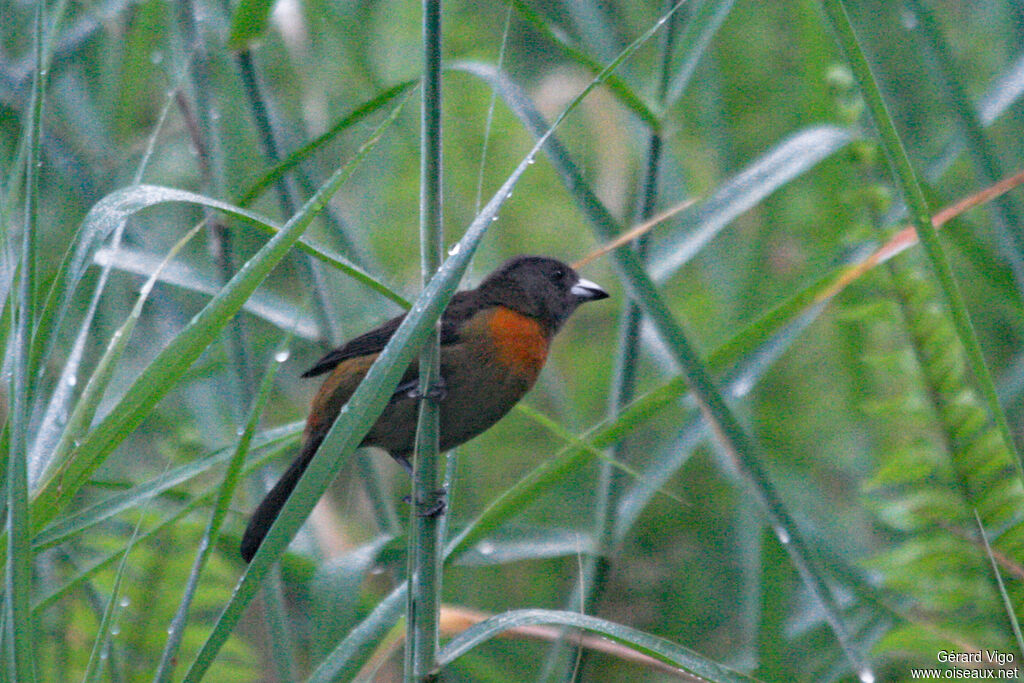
{"left": 181, "top": 4, "right": 299, "bottom": 671}
{"left": 232, "top": 46, "right": 342, "bottom": 342}
{"left": 178, "top": 1, "right": 256, "bottom": 402}
{"left": 976, "top": 510, "right": 1024, "bottom": 659}
{"left": 4, "top": 4, "right": 44, "bottom": 678}
{"left": 152, "top": 350, "right": 283, "bottom": 682}
{"left": 819, "top": 0, "right": 1022, "bottom": 479}
{"left": 407, "top": 0, "right": 445, "bottom": 679}
{"left": 545, "top": 5, "right": 679, "bottom": 680}
{"left": 517, "top": 65, "right": 874, "bottom": 683}
{"left": 228, "top": 17, "right": 404, "bottom": 541}
{"left": 303, "top": 13, "right": 686, "bottom": 679}
{"left": 903, "top": 0, "right": 1024, "bottom": 301}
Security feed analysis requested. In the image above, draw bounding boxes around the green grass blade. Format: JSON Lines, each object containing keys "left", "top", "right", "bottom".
{"left": 462, "top": 42, "right": 870, "bottom": 678}
{"left": 508, "top": 0, "right": 659, "bottom": 129}
{"left": 31, "top": 423, "right": 301, "bottom": 552}
{"left": 664, "top": 0, "right": 737, "bottom": 106}
{"left": 237, "top": 81, "right": 418, "bottom": 208}
{"left": 153, "top": 345, "right": 285, "bottom": 682}
{"left": 30, "top": 432, "right": 299, "bottom": 616}
{"left": 5, "top": 4, "right": 44, "bottom": 678}
{"left": 30, "top": 95, "right": 407, "bottom": 533}
{"left": 649, "top": 125, "right": 856, "bottom": 281}
{"left": 91, "top": 245, "right": 320, "bottom": 339}
{"left": 820, "top": 0, "right": 1023, "bottom": 483}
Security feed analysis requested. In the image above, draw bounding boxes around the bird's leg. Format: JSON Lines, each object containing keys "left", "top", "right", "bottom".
{"left": 413, "top": 488, "right": 448, "bottom": 518}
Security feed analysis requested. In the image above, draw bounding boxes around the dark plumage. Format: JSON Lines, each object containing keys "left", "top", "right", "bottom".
{"left": 241, "top": 256, "right": 608, "bottom": 562}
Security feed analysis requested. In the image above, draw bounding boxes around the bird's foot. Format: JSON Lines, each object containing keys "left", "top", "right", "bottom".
{"left": 402, "top": 487, "right": 448, "bottom": 518}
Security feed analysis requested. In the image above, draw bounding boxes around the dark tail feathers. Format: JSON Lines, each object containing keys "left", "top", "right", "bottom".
{"left": 240, "top": 447, "right": 313, "bottom": 562}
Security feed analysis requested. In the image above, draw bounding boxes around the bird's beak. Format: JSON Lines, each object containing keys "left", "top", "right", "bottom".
{"left": 571, "top": 277, "right": 609, "bottom": 301}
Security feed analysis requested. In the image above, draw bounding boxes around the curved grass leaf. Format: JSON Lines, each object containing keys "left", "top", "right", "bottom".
{"left": 26, "top": 91, "right": 179, "bottom": 493}
{"left": 437, "top": 608, "right": 753, "bottom": 682}
{"left": 30, "top": 222, "right": 205, "bottom": 504}
{"left": 31, "top": 423, "right": 302, "bottom": 552}
{"left": 92, "top": 246, "right": 321, "bottom": 340}
{"left": 649, "top": 125, "right": 856, "bottom": 282}
{"left": 30, "top": 94, "right": 407, "bottom": 534}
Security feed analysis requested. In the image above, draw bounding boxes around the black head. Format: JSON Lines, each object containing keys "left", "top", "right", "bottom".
{"left": 475, "top": 256, "right": 609, "bottom": 332}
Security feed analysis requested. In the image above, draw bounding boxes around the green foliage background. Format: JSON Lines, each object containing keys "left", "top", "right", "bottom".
{"left": 4, "top": 0, "right": 1024, "bottom": 680}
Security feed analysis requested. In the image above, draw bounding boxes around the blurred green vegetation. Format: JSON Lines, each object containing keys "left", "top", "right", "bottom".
{"left": 4, "top": 0, "right": 1024, "bottom": 680}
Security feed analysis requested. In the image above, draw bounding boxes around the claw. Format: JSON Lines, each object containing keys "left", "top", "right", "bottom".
{"left": 402, "top": 487, "right": 448, "bottom": 517}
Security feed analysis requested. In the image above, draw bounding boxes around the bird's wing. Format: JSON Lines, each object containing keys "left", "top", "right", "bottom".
{"left": 301, "top": 291, "right": 480, "bottom": 378}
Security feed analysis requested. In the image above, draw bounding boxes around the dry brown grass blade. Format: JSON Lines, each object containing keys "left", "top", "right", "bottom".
{"left": 572, "top": 198, "right": 696, "bottom": 270}
{"left": 355, "top": 604, "right": 708, "bottom": 681}
{"left": 817, "top": 167, "right": 1024, "bottom": 303}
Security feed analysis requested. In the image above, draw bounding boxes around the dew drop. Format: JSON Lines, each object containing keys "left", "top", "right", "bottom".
{"left": 775, "top": 527, "right": 791, "bottom": 545}
{"left": 119, "top": 596, "right": 130, "bottom": 608}
{"left": 274, "top": 349, "right": 290, "bottom": 363}
{"left": 900, "top": 8, "right": 918, "bottom": 29}
{"left": 110, "top": 625, "right": 120, "bottom": 636}
{"left": 732, "top": 376, "right": 753, "bottom": 397}
{"left": 447, "top": 242, "right": 461, "bottom": 256}
{"left": 150, "top": 50, "right": 164, "bottom": 64}
{"left": 66, "top": 374, "right": 77, "bottom": 387}
{"left": 477, "top": 540, "right": 495, "bottom": 556}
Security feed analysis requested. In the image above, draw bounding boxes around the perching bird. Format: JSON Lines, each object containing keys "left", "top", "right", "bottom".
{"left": 241, "top": 255, "right": 609, "bottom": 562}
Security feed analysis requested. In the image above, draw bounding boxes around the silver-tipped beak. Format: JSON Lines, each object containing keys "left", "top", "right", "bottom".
{"left": 571, "top": 277, "right": 609, "bottom": 301}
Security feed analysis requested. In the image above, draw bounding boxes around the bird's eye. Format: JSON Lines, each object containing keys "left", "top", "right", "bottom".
{"left": 552, "top": 268, "right": 565, "bottom": 280}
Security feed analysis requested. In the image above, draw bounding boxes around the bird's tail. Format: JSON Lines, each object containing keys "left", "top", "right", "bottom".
{"left": 240, "top": 441, "right": 316, "bottom": 563}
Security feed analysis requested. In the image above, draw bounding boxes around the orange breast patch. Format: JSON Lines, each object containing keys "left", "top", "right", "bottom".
{"left": 487, "top": 307, "right": 549, "bottom": 374}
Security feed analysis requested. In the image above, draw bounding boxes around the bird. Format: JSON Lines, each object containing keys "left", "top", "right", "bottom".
{"left": 240, "top": 255, "right": 609, "bottom": 562}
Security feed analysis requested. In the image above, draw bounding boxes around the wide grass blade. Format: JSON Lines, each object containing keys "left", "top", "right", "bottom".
{"left": 29, "top": 96, "right": 406, "bottom": 534}
{"left": 819, "top": 0, "right": 1022, "bottom": 485}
